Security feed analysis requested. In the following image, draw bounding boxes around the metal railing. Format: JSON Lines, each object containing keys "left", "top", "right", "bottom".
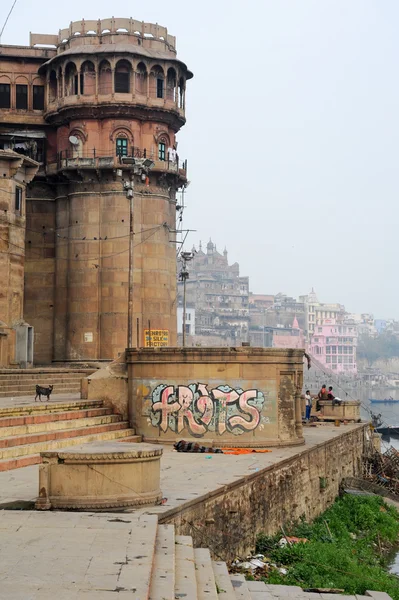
{"left": 46, "top": 146, "right": 187, "bottom": 176}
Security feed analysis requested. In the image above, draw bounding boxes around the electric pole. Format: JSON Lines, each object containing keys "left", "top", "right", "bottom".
{"left": 121, "top": 158, "right": 154, "bottom": 348}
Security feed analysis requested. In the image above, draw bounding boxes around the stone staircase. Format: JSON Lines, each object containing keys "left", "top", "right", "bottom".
{"left": 0, "top": 399, "right": 140, "bottom": 472}
{"left": 0, "top": 368, "right": 95, "bottom": 398}
{"left": 146, "top": 522, "right": 391, "bottom": 600}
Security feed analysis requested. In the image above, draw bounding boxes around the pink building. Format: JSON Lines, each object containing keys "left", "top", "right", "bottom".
{"left": 308, "top": 319, "right": 357, "bottom": 374}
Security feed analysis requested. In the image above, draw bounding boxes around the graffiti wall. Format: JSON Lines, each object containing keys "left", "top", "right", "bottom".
{"left": 141, "top": 382, "right": 276, "bottom": 438}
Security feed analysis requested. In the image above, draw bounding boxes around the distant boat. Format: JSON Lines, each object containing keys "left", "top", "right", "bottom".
{"left": 370, "top": 397, "right": 399, "bottom": 404}
{"left": 377, "top": 425, "right": 399, "bottom": 437}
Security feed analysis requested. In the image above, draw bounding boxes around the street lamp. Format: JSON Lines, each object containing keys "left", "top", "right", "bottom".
{"left": 122, "top": 158, "right": 154, "bottom": 348}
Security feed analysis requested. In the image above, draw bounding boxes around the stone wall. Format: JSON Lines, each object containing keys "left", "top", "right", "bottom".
{"left": 81, "top": 354, "right": 128, "bottom": 420}
{"left": 160, "top": 424, "right": 367, "bottom": 560}
{"left": 126, "top": 347, "right": 305, "bottom": 448}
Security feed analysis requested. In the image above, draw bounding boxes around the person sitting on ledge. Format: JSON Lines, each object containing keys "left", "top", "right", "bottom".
{"left": 328, "top": 386, "right": 342, "bottom": 406}
{"left": 316, "top": 384, "right": 328, "bottom": 411}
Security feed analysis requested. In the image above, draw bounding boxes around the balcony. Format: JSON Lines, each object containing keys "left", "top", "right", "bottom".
{"left": 44, "top": 94, "right": 185, "bottom": 122}
{"left": 46, "top": 146, "right": 187, "bottom": 180}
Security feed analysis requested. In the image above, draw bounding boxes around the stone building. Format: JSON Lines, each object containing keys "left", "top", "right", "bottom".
{"left": 249, "top": 293, "right": 306, "bottom": 334}
{"left": 177, "top": 240, "right": 249, "bottom": 346}
{"left": 308, "top": 318, "right": 357, "bottom": 374}
{"left": 299, "top": 289, "right": 345, "bottom": 340}
{"left": 0, "top": 151, "right": 39, "bottom": 366}
{"left": 249, "top": 317, "right": 305, "bottom": 350}
{"left": 0, "top": 18, "right": 192, "bottom": 365}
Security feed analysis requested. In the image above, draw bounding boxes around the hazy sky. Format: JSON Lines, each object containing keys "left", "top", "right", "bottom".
{"left": 2, "top": 0, "right": 398, "bottom": 318}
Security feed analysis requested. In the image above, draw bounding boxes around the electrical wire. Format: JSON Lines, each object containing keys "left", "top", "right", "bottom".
{"left": 0, "top": 224, "right": 163, "bottom": 262}
{"left": 0, "top": 0, "right": 18, "bottom": 43}
{"left": 0, "top": 215, "right": 163, "bottom": 241}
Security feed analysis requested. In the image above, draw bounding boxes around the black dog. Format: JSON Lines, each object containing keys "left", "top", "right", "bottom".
{"left": 35, "top": 384, "right": 53, "bottom": 402}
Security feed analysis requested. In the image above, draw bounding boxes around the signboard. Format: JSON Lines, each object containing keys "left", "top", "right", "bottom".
{"left": 144, "top": 329, "right": 169, "bottom": 348}
{"left": 84, "top": 332, "right": 93, "bottom": 343}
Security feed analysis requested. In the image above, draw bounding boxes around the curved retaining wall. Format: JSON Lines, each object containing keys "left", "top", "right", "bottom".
{"left": 126, "top": 347, "right": 305, "bottom": 448}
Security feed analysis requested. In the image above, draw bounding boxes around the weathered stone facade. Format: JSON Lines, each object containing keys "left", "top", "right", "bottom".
{"left": 126, "top": 347, "right": 305, "bottom": 447}
{"left": 0, "top": 18, "right": 192, "bottom": 363}
{"left": 0, "top": 151, "right": 39, "bottom": 366}
{"left": 160, "top": 424, "right": 367, "bottom": 560}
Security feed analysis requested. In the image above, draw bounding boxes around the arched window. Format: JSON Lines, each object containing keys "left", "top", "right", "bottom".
{"left": 16, "top": 77, "right": 29, "bottom": 109}
{"left": 49, "top": 70, "right": 57, "bottom": 102}
{"left": 166, "top": 68, "right": 176, "bottom": 102}
{"left": 115, "top": 60, "right": 131, "bottom": 93}
{"left": 135, "top": 62, "right": 147, "bottom": 95}
{"left": 98, "top": 60, "right": 112, "bottom": 95}
{"left": 178, "top": 77, "right": 185, "bottom": 109}
{"left": 158, "top": 135, "right": 169, "bottom": 161}
{"left": 0, "top": 76, "right": 11, "bottom": 108}
{"left": 116, "top": 135, "right": 128, "bottom": 157}
{"left": 150, "top": 66, "right": 164, "bottom": 99}
{"left": 81, "top": 61, "right": 96, "bottom": 95}
{"left": 65, "top": 62, "right": 78, "bottom": 96}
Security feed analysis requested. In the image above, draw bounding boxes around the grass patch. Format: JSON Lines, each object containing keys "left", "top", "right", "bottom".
{"left": 256, "top": 495, "right": 399, "bottom": 599}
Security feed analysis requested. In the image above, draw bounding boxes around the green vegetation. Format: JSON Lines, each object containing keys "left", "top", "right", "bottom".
{"left": 256, "top": 495, "right": 399, "bottom": 598}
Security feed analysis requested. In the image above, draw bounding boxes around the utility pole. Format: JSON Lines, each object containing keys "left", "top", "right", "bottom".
{"left": 125, "top": 175, "right": 134, "bottom": 348}
{"left": 121, "top": 158, "right": 154, "bottom": 348}
{"left": 179, "top": 251, "right": 194, "bottom": 347}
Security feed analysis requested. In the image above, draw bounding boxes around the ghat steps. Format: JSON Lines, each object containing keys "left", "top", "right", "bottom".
{"left": 0, "top": 399, "right": 140, "bottom": 471}
{"left": 148, "top": 526, "right": 394, "bottom": 600}
{"left": 0, "top": 367, "right": 95, "bottom": 398}
{"left": 0, "top": 510, "right": 391, "bottom": 600}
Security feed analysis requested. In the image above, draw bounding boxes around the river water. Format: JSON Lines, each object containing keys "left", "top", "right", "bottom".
{"left": 356, "top": 386, "right": 399, "bottom": 576}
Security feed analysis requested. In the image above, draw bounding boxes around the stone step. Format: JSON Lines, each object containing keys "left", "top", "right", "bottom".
{"left": 0, "top": 369, "right": 94, "bottom": 378}
{"left": 230, "top": 574, "right": 252, "bottom": 600}
{"left": 0, "top": 426, "right": 137, "bottom": 471}
{"left": 149, "top": 524, "right": 175, "bottom": 600}
{"left": 212, "top": 561, "right": 237, "bottom": 599}
{"left": 0, "top": 376, "right": 88, "bottom": 384}
{"left": 0, "top": 385, "right": 82, "bottom": 398}
{"left": 194, "top": 548, "right": 218, "bottom": 600}
{"left": 0, "top": 422, "right": 132, "bottom": 460}
{"left": 246, "top": 581, "right": 271, "bottom": 598}
{"left": 121, "top": 515, "right": 159, "bottom": 600}
{"left": 0, "top": 400, "right": 104, "bottom": 418}
{"left": 0, "top": 380, "right": 82, "bottom": 390}
{"left": 0, "top": 453, "right": 42, "bottom": 472}
{"left": 118, "top": 435, "right": 143, "bottom": 443}
{"left": 0, "top": 374, "right": 86, "bottom": 382}
{"left": 0, "top": 406, "right": 113, "bottom": 428}
{"left": 175, "top": 535, "right": 198, "bottom": 600}
{"left": 0, "top": 413, "right": 122, "bottom": 438}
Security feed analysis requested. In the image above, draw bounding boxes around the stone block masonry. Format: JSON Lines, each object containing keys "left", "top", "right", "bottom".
{"left": 159, "top": 424, "right": 367, "bottom": 560}
{"left": 127, "top": 347, "right": 306, "bottom": 448}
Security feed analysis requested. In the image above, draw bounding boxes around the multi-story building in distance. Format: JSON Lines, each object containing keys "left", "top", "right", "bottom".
{"left": 308, "top": 318, "right": 357, "bottom": 374}
{"left": 177, "top": 241, "right": 249, "bottom": 346}
{"left": 299, "top": 289, "right": 345, "bottom": 340}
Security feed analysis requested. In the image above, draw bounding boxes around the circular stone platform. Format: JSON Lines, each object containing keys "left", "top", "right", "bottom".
{"left": 35, "top": 442, "right": 163, "bottom": 510}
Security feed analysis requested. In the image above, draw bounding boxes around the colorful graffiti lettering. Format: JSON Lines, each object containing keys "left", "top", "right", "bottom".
{"left": 149, "top": 383, "right": 266, "bottom": 437}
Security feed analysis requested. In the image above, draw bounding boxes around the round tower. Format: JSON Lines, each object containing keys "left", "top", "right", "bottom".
{"left": 38, "top": 18, "right": 192, "bottom": 360}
